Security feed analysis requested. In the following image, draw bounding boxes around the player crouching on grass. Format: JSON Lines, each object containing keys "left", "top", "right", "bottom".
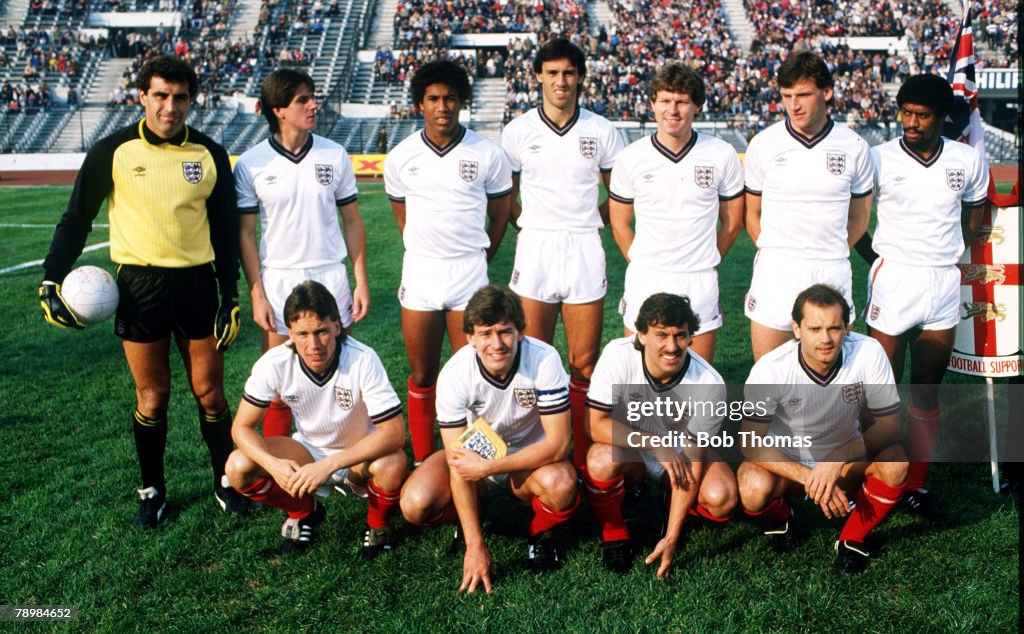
{"left": 584, "top": 293, "right": 737, "bottom": 577}
{"left": 400, "top": 285, "right": 579, "bottom": 593}
{"left": 738, "top": 284, "right": 908, "bottom": 574}
{"left": 225, "top": 281, "right": 407, "bottom": 557}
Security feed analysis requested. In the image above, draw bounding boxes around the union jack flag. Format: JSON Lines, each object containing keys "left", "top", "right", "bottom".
{"left": 944, "top": 1, "right": 987, "bottom": 162}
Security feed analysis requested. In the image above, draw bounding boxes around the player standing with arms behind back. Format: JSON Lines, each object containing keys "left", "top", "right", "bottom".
{"left": 743, "top": 51, "right": 874, "bottom": 360}
{"left": 384, "top": 60, "right": 512, "bottom": 463}
{"left": 608, "top": 63, "right": 744, "bottom": 363}
{"left": 235, "top": 68, "right": 368, "bottom": 439}
{"left": 39, "top": 55, "right": 247, "bottom": 527}
{"left": 856, "top": 74, "right": 989, "bottom": 518}
{"left": 499, "top": 38, "right": 624, "bottom": 470}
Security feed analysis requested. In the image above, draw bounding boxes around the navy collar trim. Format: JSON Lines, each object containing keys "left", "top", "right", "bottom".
{"left": 785, "top": 117, "right": 834, "bottom": 149}
{"left": 651, "top": 131, "right": 698, "bottom": 163}
{"left": 421, "top": 125, "right": 466, "bottom": 157}
{"left": 538, "top": 105, "right": 580, "bottom": 136}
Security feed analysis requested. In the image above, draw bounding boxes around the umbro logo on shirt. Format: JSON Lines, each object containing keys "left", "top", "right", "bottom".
{"left": 132, "top": 166, "right": 146, "bottom": 176}
{"left": 527, "top": 144, "right": 542, "bottom": 152}
{"left": 264, "top": 175, "right": 278, "bottom": 184}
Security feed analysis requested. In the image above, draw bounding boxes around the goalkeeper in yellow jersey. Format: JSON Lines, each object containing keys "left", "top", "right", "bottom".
{"left": 400, "top": 285, "right": 578, "bottom": 592}
{"left": 39, "top": 55, "right": 245, "bottom": 529}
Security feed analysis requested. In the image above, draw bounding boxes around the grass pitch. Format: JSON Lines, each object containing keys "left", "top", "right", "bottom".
{"left": 0, "top": 183, "right": 1018, "bottom": 631}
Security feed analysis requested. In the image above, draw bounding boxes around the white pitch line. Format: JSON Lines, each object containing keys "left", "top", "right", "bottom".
{"left": 0, "top": 242, "right": 109, "bottom": 275}
{"left": 0, "top": 223, "right": 110, "bottom": 228}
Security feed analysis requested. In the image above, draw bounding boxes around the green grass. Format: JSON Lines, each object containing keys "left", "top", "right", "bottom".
{"left": 0, "top": 183, "right": 1018, "bottom": 631}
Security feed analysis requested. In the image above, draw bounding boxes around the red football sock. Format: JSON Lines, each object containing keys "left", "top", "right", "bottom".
{"left": 407, "top": 378, "right": 436, "bottom": 462}
{"left": 744, "top": 497, "right": 791, "bottom": 521}
{"left": 839, "top": 476, "right": 904, "bottom": 542}
{"left": 366, "top": 481, "right": 402, "bottom": 529}
{"left": 262, "top": 400, "right": 293, "bottom": 438}
{"left": 906, "top": 406, "right": 940, "bottom": 490}
{"left": 583, "top": 472, "right": 629, "bottom": 542}
{"left": 239, "top": 477, "right": 312, "bottom": 519}
{"left": 529, "top": 491, "right": 580, "bottom": 537}
{"left": 569, "top": 378, "right": 590, "bottom": 470}
{"left": 688, "top": 503, "right": 732, "bottom": 523}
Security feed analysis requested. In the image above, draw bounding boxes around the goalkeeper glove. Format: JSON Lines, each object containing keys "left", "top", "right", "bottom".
{"left": 39, "top": 281, "right": 84, "bottom": 330}
{"left": 214, "top": 294, "right": 241, "bottom": 351}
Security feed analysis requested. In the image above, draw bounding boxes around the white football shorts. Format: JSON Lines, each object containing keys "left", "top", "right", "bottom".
{"left": 745, "top": 251, "right": 855, "bottom": 331}
{"left": 262, "top": 262, "right": 353, "bottom": 334}
{"left": 398, "top": 251, "right": 488, "bottom": 312}
{"left": 619, "top": 264, "right": 722, "bottom": 334}
{"left": 864, "top": 259, "right": 960, "bottom": 334}
{"left": 510, "top": 228, "right": 607, "bottom": 304}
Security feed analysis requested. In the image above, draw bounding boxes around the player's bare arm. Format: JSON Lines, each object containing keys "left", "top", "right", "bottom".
{"left": 716, "top": 195, "right": 744, "bottom": 260}
{"left": 441, "top": 426, "right": 495, "bottom": 594}
{"left": 744, "top": 192, "right": 762, "bottom": 244}
{"left": 846, "top": 193, "right": 872, "bottom": 248}
{"left": 608, "top": 198, "right": 635, "bottom": 263}
{"left": 287, "top": 414, "right": 406, "bottom": 497}
{"left": 239, "top": 214, "right": 275, "bottom": 331}
{"left": 339, "top": 200, "right": 370, "bottom": 321}
{"left": 231, "top": 400, "right": 302, "bottom": 486}
{"left": 962, "top": 200, "right": 987, "bottom": 246}
{"left": 484, "top": 193, "right": 512, "bottom": 262}
{"left": 647, "top": 446, "right": 705, "bottom": 579}
{"left": 587, "top": 407, "right": 694, "bottom": 488}
{"left": 390, "top": 199, "right": 406, "bottom": 235}
{"left": 509, "top": 172, "right": 523, "bottom": 228}
{"left": 598, "top": 171, "right": 613, "bottom": 226}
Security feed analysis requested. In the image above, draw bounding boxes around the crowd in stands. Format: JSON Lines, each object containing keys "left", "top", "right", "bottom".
{"left": 394, "top": 0, "right": 588, "bottom": 48}
{"left": 976, "top": 0, "right": 1017, "bottom": 67}
{"left": 1, "top": 25, "right": 101, "bottom": 110}
{"left": 373, "top": 45, "right": 476, "bottom": 85}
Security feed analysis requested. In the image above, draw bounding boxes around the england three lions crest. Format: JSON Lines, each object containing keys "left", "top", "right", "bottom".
{"left": 946, "top": 169, "right": 965, "bottom": 191}
{"left": 315, "top": 164, "right": 334, "bottom": 186}
{"left": 514, "top": 388, "right": 537, "bottom": 408}
{"left": 579, "top": 137, "right": 598, "bottom": 159}
{"left": 694, "top": 166, "right": 714, "bottom": 189}
{"left": 182, "top": 161, "right": 203, "bottom": 184}
{"left": 841, "top": 382, "right": 864, "bottom": 404}
{"left": 459, "top": 160, "right": 478, "bottom": 182}
{"left": 335, "top": 387, "right": 354, "bottom": 410}
{"left": 826, "top": 152, "right": 846, "bottom": 176}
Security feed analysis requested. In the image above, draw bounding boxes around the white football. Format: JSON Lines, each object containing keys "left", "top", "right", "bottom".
{"left": 62, "top": 265, "right": 119, "bottom": 325}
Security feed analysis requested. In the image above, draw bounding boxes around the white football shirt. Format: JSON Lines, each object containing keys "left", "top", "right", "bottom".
{"left": 588, "top": 336, "right": 727, "bottom": 437}
{"left": 243, "top": 336, "right": 403, "bottom": 453}
{"left": 500, "top": 106, "right": 623, "bottom": 232}
{"left": 384, "top": 126, "right": 513, "bottom": 258}
{"left": 436, "top": 336, "right": 570, "bottom": 453}
{"left": 609, "top": 132, "right": 744, "bottom": 272}
{"left": 744, "top": 332, "right": 900, "bottom": 463}
{"left": 235, "top": 134, "right": 358, "bottom": 269}
{"left": 871, "top": 137, "right": 989, "bottom": 266}
{"left": 744, "top": 118, "right": 874, "bottom": 260}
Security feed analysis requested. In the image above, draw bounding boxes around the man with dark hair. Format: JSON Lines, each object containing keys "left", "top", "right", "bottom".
{"left": 743, "top": 50, "right": 874, "bottom": 361}
{"left": 739, "top": 284, "right": 908, "bottom": 574}
{"left": 227, "top": 281, "right": 407, "bottom": 556}
{"left": 584, "top": 293, "right": 736, "bottom": 576}
{"left": 400, "top": 285, "right": 578, "bottom": 591}
{"left": 499, "top": 37, "right": 624, "bottom": 472}
{"left": 856, "top": 73, "right": 989, "bottom": 518}
{"left": 235, "top": 68, "right": 368, "bottom": 439}
{"left": 384, "top": 60, "right": 512, "bottom": 464}
{"left": 39, "top": 54, "right": 246, "bottom": 528}
{"left": 608, "top": 63, "right": 744, "bottom": 363}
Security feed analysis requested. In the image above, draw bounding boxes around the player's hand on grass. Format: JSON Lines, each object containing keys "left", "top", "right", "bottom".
{"left": 286, "top": 460, "right": 335, "bottom": 497}
{"left": 459, "top": 544, "right": 496, "bottom": 594}
{"left": 250, "top": 291, "right": 276, "bottom": 332}
{"left": 645, "top": 535, "right": 679, "bottom": 580}
{"left": 351, "top": 285, "right": 370, "bottom": 322}
{"left": 214, "top": 294, "right": 241, "bottom": 351}
{"left": 448, "top": 448, "right": 491, "bottom": 482}
{"left": 804, "top": 461, "right": 843, "bottom": 507}
{"left": 653, "top": 447, "right": 694, "bottom": 489}
{"left": 38, "top": 281, "right": 84, "bottom": 330}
